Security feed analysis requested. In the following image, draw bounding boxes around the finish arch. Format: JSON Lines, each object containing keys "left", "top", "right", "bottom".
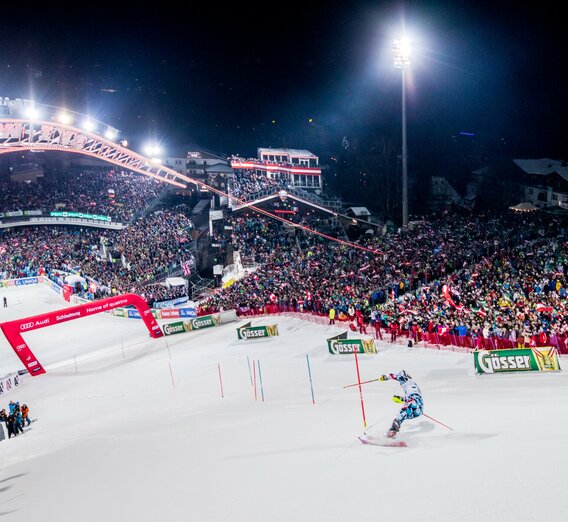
{"left": 0, "top": 293, "right": 163, "bottom": 376}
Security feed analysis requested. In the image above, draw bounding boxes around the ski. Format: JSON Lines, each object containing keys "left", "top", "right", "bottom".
{"left": 358, "top": 436, "right": 407, "bottom": 448}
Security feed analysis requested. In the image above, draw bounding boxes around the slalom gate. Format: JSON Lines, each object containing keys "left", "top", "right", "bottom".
{"left": 0, "top": 293, "right": 163, "bottom": 376}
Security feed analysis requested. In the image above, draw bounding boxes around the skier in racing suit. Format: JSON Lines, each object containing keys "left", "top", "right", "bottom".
{"left": 379, "top": 370, "right": 423, "bottom": 438}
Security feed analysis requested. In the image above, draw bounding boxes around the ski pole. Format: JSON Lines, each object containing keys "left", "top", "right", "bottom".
{"left": 343, "top": 377, "right": 380, "bottom": 389}
{"left": 423, "top": 413, "right": 453, "bottom": 431}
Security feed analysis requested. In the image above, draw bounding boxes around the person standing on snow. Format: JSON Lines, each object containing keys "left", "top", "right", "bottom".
{"left": 379, "top": 370, "right": 423, "bottom": 438}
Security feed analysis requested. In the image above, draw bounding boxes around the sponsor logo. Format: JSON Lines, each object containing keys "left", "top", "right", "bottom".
{"left": 477, "top": 352, "right": 532, "bottom": 373}
{"left": 31, "top": 366, "right": 42, "bottom": 373}
{"left": 15, "top": 277, "right": 39, "bottom": 286}
{"left": 240, "top": 328, "right": 267, "bottom": 338}
{"left": 330, "top": 340, "right": 361, "bottom": 355}
{"left": 161, "top": 310, "right": 181, "bottom": 319}
{"left": 20, "top": 322, "right": 35, "bottom": 331}
{"left": 164, "top": 323, "right": 185, "bottom": 335}
{"left": 192, "top": 317, "right": 214, "bottom": 328}
{"left": 15, "top": 343, "right": 26, "bottom": 352}
{"left": 28, "top": 361, "right": 38, "bottom": 367}
{"left": 56, "top": 311, "right": 81, "bottom": 321}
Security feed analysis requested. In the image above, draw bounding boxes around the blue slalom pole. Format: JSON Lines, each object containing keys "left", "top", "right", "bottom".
{"left": 306, "top": 354, "right": 315, "bottom": 405}
{"left": 257, "top": 360, "right": 265, "bottom": 402}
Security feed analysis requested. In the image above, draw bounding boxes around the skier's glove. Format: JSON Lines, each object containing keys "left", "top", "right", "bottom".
{"left": 392, "top": 395, "right": 404, "bottom": 404}
{"left": 379, "top": 375, "right": 389, "bottom": 381}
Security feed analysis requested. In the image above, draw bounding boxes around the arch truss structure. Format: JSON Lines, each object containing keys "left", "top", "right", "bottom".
{"left": 0, "top": 118, "right": 190, "bottom": 188}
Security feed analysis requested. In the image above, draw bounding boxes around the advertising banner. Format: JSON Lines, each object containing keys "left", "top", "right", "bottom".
{"left": 62, "top": 284, "right": 73, "bottom": 302}
{"left": 127, "top": 309, "right": 141, "bottom": 319}
{"left": 179, "top": 308, "right": 197, "bottom": 318}
{"left": 474, "top": 347, "right": 562, "bottom": 374}
{"left": 162, "top": 314, "right": 222, "bottom": 336}
{"left": 162, "top": 320, "right": 191, "bottom": 336}
{"left": 50, "top": 211, "right": 111, "bottom": 222}
{"left": 113, "top": 308, "right": 126, "bottom": 318}
{"left": 327, "top": 337, "right": 377, "bottom": 355}
{"left": 153, "top": 296, "right": 190, "bottom": 309}
{"left": 42, "top": 277, "right": 63, "bottom": 295}
{"left": 14, "top": 277, "right": 39, "bottom": 286}
{"left": 160, "top": 309, "right": 181, "bottom": 319}
{"left": 237, "top": 323, "right": 279, "bottom": 340}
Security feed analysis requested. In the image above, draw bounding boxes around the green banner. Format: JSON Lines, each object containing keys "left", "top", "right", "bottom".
{"left": 163, "top": 320, "right": 191, "bottom": 336}
{"left": 190, "top": 314, "right": 221, "bottom": 330}
{"left": 163, "top": 314, "right": 221, "bottom": 336}
{"left": 237, "top": 324, "right": 279, "bottom": 340}
{"left": 112, "top": 308, "right": 126, "bottom": 317}
{"left": 50, "top": 211, "right": 112, "bottom": 222}
{"left": 327, "top": 338, "right": 377, "bottom": 355}
{"left": 474, "top": 347, "right": 561, "bottom": 374}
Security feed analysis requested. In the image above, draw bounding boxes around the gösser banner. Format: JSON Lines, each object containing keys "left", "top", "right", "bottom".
{"left": 163, "top": 314, "right": 222, "bottom": 336}
{"left": 474, "top": 347, "right": 561, "bottom": 375}
{"left": 0, "top": 293, "right": 163, "bottom": 376}
{"left": 327, "top": 338, "right": 377, "bottom": 355}
{"left": 236, "top": 322, "right": 279, "bottom": 340}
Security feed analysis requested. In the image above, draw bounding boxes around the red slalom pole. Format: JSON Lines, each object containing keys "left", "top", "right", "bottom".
{"left": 218, "top": 363, "right": 224, "bottom": 398}
{"left": 423, "top": 413, "right": 453, "bottom": 431}
{"left": 343, "top": 377, "right": 380, "bottom": 389}
{"left": 353, "top": 350, "right": 367, "bottom": 429}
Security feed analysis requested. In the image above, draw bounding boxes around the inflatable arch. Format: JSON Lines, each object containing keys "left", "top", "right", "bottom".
{"left": 0, "top": 293, "right": 163, "bottom": 376}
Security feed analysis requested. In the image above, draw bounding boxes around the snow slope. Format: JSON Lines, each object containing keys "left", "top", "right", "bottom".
{"left": 0, "top": 284, "right": 567, "bottom": 522}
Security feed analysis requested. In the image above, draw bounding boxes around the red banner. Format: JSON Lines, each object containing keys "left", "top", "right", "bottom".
{"left": 0, "top": 293, "right": 163, "bottom": 376}
{"left": 62, "top": 284, "right": 73, "bottom": 302}
{"left": 160, "top": 309, "right": 180, "bottom": 319}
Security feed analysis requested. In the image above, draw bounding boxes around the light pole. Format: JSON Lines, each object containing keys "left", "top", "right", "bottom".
{"left": 393, "top": 38, "right": 410, "bottom": 227}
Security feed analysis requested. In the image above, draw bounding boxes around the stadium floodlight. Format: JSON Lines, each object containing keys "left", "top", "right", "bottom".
{"left": 150, "top": 157, "right": 163, "bottom": 165}
{"left": 393, "top": 38, "right": 411, "bottom": 69}
{"left": 23, "top": 105, "right": 42, "bottom": 121}
{"left": 143, "top": 143, "right": 163, "bottom": 157}
{"left": 393, "top": 36, "right": 411, "bottom": 227}
{"left": 104, "top": 127, "right": 118, "bottom": 141}
{"left": 57, "top": 111, "right": 73, "bottom": 125}
{"left": 119, "top": 139, "right": 129, "bottom": 147}
{"left": 82, "top": 119, "right": 96, "bottom": 132}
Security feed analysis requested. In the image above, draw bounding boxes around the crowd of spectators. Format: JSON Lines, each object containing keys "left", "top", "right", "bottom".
{"left": 229, "top": 169, "right": 288, "bottom": 202}
{"left": 0, "top": 210, "right": 194, "bottom": 305}
{"left": 0, "top": 169, "right": 162, "bottom": 223}
{"left": 199, "top": 209, "right": 568, "bottom": 346}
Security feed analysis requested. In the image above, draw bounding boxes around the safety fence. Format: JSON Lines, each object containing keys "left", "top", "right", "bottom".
{"left": 198, "top": 303, "right": 568, "bottom": 355}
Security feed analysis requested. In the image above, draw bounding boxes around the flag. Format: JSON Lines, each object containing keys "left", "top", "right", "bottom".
{"left": 472, "top": 307, "right": 487, "bottom": 318}
{"left": 182, "top": 260, "right": 192, "bottom": 276}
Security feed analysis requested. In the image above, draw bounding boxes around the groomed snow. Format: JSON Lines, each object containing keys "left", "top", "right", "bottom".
{"left": 0, "top": 284, "right": 567, "bottom": 521}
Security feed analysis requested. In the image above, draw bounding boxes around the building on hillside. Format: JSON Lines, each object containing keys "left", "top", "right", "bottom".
{"left": 162, "top": 147, "right": 229, "bottom": 179}
{"left": 230, "top": 148, "right": 323, "bottom": 191}
{"left": 513, "top": 158, "right": 568, "bottom": 209}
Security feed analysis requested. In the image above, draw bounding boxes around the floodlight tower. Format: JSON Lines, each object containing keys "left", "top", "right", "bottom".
{"left": 393, "top": 37, "right": 411, "bottom": 227}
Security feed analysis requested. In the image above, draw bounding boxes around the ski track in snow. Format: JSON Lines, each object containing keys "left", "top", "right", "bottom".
{"left": 0, "top": 284, "right": 567, "bottom": 522}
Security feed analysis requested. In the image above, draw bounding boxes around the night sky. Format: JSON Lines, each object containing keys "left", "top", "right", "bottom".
{"left": 0, "top": 1, "right": 566, "bottom": 158}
